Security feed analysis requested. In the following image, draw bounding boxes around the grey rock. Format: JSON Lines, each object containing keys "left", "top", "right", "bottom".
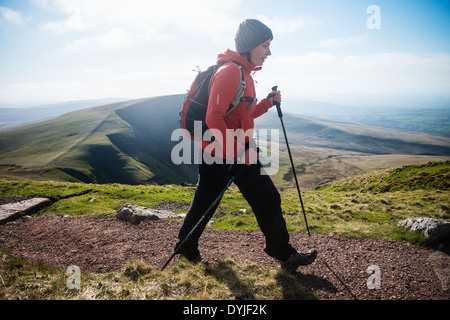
{"left": 117, "top": 203, "right": 184, "bottom": 225}
{"left": 0, "top": 198, "right": 51, "bottom": 224}
{"left": 398, "top": 217, "right": 450, "bottom": 243}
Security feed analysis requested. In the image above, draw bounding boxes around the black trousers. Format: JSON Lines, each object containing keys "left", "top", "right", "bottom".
{"left": 176, "top": 160, "right": 295, "bottom": 261}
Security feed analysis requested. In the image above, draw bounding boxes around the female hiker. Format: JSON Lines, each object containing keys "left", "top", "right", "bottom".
{"left": 175, "top": 19, "right": 317, "bottom": 273}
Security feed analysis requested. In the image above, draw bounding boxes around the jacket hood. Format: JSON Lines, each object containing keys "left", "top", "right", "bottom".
{"left": 216, "top": 49, "right": 262, "bottom": 72}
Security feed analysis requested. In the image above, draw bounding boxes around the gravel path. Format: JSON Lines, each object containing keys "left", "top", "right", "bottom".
{"left": 0, "top": 213, "right": 448, "bottom": 300}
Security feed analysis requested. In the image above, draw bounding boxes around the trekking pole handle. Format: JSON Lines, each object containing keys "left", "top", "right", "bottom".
{"left": 271, "top": 86, "right": 283, "bottom": 118}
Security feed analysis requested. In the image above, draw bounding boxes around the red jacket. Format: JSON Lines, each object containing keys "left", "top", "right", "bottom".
{"left": 203, "top": 49, "right": 272, "bottom": 160}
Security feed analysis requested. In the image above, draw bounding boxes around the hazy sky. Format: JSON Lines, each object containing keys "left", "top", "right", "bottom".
{"left": 1, "top": 0, "right": 449, "bottom": 107}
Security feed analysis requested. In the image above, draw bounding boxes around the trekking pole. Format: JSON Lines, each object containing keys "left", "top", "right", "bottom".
{"left": 161, "top": 165, "right": 244, "bottom": 270}
{"left": 271, "top": 86, "right": 311, "bottom": 236}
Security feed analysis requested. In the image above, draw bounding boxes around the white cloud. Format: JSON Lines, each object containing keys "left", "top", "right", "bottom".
{"left": 320, "top": 33, "right": 369, "bottom": 49}
{"left": 4, "top": 1, "right": 449, "bottom": 106}
{"left": 261, "top": 52, "right": 450, "bottom": 99}
{"left": 2, "top": 52, "right": 449, "bottom": 104}
{"left": 342, "top": 52, "right": 450, "bottom": 69}
{"left": 0, "top": 7, "right": 29, "bottom": 24}
{"left": 256, "top": 14, "right": 322, "bottom": 35}
{"left": 271, "top": 52, "right": 337, "bottom": 66}
{"left": 37, "top": 0, "right": 241, "bottom": 36}
{"left": 0, "top": 80, "right": 84, "bottom": 104}
{"left": 36, "top": 0, "right": 243, "bottom": 56}
{"left": 82, "top": 66, "right": 112, "bottom": 74}
{"left": 0, "top": 60, "right": 197, "bottom": 103}
{"left": 39, "top": 5, "right": 92, "bottom": 34}
{"left": 62, "top": 27, "right": 131, "bottom": 52}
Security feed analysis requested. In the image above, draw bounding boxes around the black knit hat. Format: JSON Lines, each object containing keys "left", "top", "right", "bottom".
{"left": 234, "top": 19, "right": 273, "bottom": 54}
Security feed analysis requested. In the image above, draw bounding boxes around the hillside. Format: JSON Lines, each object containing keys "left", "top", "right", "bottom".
{"left": 0, "top": 94, "right": 449, "bottom": 186}
{"left": 0, "top": 95, "right": 197, "bottom": 185}
{"left": 319, "top": 160, "right": 450, "bottom": 193}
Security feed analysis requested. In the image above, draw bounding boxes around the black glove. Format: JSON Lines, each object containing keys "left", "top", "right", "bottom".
{"left": 267, "top": 93, "right": 276, "bottom": 106}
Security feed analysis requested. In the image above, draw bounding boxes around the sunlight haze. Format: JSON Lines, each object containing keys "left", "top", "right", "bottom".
{"left": 0, "top": 0, "right": 449, "bottom": 107}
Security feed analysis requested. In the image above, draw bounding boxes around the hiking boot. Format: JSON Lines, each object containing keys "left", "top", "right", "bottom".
{"left": 279, "top": 249, "right": 317, "bottom": 273}
{"left": 179, "top": 251, "right": 209, "bottom": 265}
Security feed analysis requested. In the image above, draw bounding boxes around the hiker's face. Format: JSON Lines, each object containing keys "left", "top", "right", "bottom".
{"left": 249, "top": 39, "right": 271, "bottom": 66}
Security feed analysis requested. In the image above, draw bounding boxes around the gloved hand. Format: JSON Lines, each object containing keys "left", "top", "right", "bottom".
{"left": 267, "top": 89, "right": 281, "bottom": 106}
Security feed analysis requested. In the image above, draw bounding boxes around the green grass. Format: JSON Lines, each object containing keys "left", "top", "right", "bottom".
{"left": 0, "top": 250, "right": 315, "bottom": 300}
{"left": 286, "top": 189, "right": 446, "bottom": 243}
{"left": 1, "top": 162, "right": 448, "bottom": 236}
{"left": 0, "top": 178, "right": 197, "bottom": 216}
{"left": 318, "top": 160, "right": 450, "bottom": 193}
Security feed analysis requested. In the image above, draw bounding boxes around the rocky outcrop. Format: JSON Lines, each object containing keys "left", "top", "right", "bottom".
{"left": 398, "top": 217, "right": 450, "bottom": 244}
{"left": 0, "top": 198, "right": 51, "bottom": 224}
{"left": 117, "top": 203, "right": 185, "bottom": 225}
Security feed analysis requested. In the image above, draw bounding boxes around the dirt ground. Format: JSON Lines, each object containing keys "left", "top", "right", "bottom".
{"left": 0, "top": 206, "right": 449, "bottom": 300}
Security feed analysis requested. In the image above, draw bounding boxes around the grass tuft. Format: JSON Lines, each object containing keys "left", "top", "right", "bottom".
{"left": 0, "top": 250, "right": 317, "bottom": 300}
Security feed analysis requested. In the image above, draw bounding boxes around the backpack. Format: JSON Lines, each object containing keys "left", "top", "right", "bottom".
{"left": 180, "top": 61, "right": 249, "bottom": 141}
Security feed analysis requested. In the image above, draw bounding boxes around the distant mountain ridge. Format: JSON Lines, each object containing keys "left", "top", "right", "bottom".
{"left": 3, "top": 98, "right": 449, "bottom": 137}
{"left": 256, "top": 111, "right": 450, "bottom": 155}
{"left": 0, "top": 94, "right": 449, "bottom": 186}
{"left": 279, "top": 99, "right": 450, "bottom": 137}
{"left": 0, "top": 98, "right": 128, "bottom": 131}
